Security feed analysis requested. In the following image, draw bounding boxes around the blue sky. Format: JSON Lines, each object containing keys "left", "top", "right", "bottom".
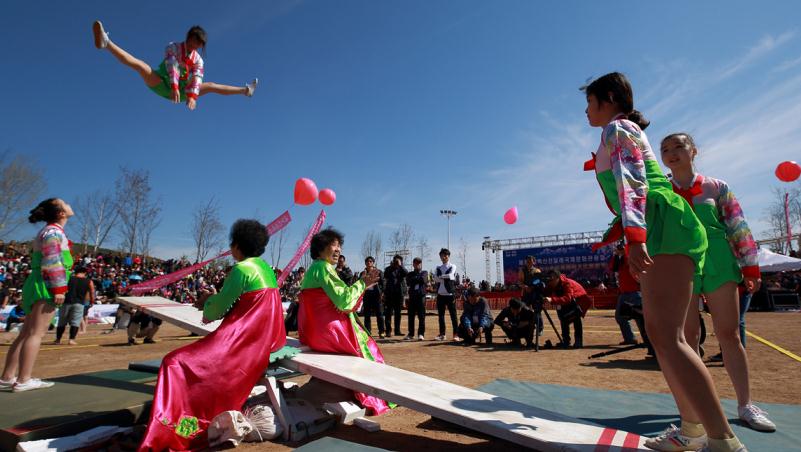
{"left": 2, "top": 1, "right": 801, "bottom": 282}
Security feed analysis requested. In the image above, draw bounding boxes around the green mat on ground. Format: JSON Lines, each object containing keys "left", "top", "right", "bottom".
{"left": 0, "top": 372, "right": 153, "bottom": 451}
{"left": 478, "top": 380, "right": 801, "bottom": 452}
{"left": 293, "top": 436, "right": 390, "bottom": 451}
{"left": 82, "top": 369, "right": 157, "bottom": 384}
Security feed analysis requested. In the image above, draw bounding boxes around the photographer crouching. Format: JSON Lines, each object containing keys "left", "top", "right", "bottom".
{"left": 494, "top": 297, "right": 535, "bottom": 348}
{"left": 542, "top": 270, "right": 591, "bottom": 349}
{"left": 457, "top": 287, "right": 494, "bottom": 345}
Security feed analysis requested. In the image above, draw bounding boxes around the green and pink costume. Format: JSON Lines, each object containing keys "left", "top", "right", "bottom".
{"left": 149, "top": 42, "right": 203, "bottom": 102}
{"left": 584, "top": 116, "right": 707, "bottom": 272}
{"left": 298, "top": 259, "right": 391, "bottom": 415}
{"left": 671, "top": 174, "right": 760, "bottom": 294}
{"left": 22, "top": 224, "right": 73, "bottom": 313}
{"left": 140, "top": 257, "right": 287, "bottom": 451}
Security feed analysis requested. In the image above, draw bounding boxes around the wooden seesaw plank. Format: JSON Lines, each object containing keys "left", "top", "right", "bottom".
{"left": 117, "top": 296, "right": 221, "bottom": 335}
{"left": 117, "top": 296, "right": 648, "bottom": 451}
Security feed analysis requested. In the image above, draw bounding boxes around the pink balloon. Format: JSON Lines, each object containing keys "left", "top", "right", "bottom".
{"left": 503, "top": 206, "right": 518, "bottom": 225}
{"left": 294, "top": 178, "right": 318, "bottom": 205}
{"left": 319, "top": 188, "right": 336, "bottom": 205}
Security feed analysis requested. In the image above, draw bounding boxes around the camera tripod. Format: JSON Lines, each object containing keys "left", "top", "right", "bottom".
{"left": 533, "top": 303, "right": 563, "bottom": 352}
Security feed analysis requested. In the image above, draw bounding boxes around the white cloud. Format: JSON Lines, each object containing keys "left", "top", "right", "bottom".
{"left": 773, "top": 54, "right": 801, "bottom": 73}
{"left": 717, "top": 31, "right": 796, "bottom": 80}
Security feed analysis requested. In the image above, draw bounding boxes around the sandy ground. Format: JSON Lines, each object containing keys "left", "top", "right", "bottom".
{"left": 1, "top": 309, "right": 799, "bottom": 451}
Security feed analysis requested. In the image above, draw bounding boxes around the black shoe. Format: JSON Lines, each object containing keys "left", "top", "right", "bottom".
{"left": 556, "top": 341, "right": 571, "bottom": 349}
{"left": 127, "top": 338, "right": 137, "bottom": 346}
{"left": 709, "top": 352, "right": 723, "bottom": 362}
{"left": 394, "top": 332, "right": 405, "bottom": 337}
{"left": 573, "top": 343, "right": 583, "bottom": 349}
{"left": 144, "top": 338, "right": 157, "bottom": 344}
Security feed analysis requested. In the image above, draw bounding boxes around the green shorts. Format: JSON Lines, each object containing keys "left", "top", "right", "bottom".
{"left": 22, "top": 274, "right": 59, "bottom": 314}
{"left": 693, "top": 235, "right": 742, "bottom": 294}
{"left": 644, "top": 187, "right": 708, "bottom": 278}
{"left": 149, "top": 62, "right": 188, "bottom": 102}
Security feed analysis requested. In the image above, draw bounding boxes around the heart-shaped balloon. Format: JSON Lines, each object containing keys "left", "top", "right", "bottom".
{"left": 504, "top": 206, "right": 518, "bottom": 225}
{"left": 294, "top": 178, "right": 318, "bottom": 205}
{"left": 319, "top": 188, "right": 336, "bottom": 205}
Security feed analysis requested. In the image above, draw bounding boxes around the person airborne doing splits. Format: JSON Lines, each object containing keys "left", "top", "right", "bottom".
{"left": 92, "top": 21, "right": 258, "bottom": 110}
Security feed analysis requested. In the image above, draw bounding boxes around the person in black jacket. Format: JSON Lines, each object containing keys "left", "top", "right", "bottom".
{"left": 336, "top": 255, "right": 354, "bottom": 285}
{"left": 360, "top": 256, "right": 385, "bottom": 338}
{"left": 383, "top": 255, "right": 408, "bottom": 336}
{"left": 404, "top": 257, "right": 428, "bottom": 341}
{"left": 494, "top": 297, "right": 535, "bottom": 348}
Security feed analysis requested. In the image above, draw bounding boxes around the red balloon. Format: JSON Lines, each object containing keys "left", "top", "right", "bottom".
{"left": 319, "top": 188, "right": 336, "bottom": 205}
{"left": 294, "top": 178, "right": 318, "bottom": 205}
{"left": 776, "top": 161, "right": 801, "bottom": 182}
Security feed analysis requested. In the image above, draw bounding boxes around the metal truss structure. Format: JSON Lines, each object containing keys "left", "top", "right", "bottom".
{"left": 482, "top": 230, "right": 606, "bottom": 283}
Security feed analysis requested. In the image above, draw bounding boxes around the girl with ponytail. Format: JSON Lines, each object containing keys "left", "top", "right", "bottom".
{"left": 1, "top": 198, "right": 74, "bottom": 393}
{"left": 583, "top": 73, "right": 745, "bottom": 451}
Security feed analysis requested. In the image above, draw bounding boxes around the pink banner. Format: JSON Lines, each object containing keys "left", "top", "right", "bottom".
{"left": 267, "top": 210, "right": 292, "bottom": 236}
{"left": 277, "top": 210, "right": 326, "bottom": 287}
{"left": 127, "top": 211, "right": 292, "bottom": 295}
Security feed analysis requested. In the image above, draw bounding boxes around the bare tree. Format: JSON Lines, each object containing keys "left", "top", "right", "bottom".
{"left": 191, "top": 197, "right": 224, "bottom": 263}
{"left": 268, "top": 228, "right": 287, "bottom": 267}
{"left": 0, "top": 152, "right": 46, "bottom": 240}
{"left": 72, "top": 190, "right": 120, "bottom": 255}
{"left": 361, "top": 230, "right": 382, "bottom": 263}
{"left": 389, "top": 224, "right": 414, "bottom": 253}
{"left": 71, "top": 195, "right": 92, "bottom": 254}
{"left": 763, "top": 187, "right": 800, "bottom": 254}
{"left": 457, "top": 237, "right": 469, "bottom": 280}
{"left": 116, "top": 167, "right": 161, "bottom": 256}
{"left": 138, "top": 206, "right": 161, "bottom": 264}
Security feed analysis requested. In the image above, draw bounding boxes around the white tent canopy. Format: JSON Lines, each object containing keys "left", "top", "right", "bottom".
{"left": 758, "top": 248, "right": 801, "bottom": 272}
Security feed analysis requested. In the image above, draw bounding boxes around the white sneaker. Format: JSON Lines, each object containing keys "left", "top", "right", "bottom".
{"left": 738, "top": 404, "right": 776, "bottom": 432}
{"left": 435, "top": 334, "right": 446, "bottom": 341}
{"left": 246, "top": 78, "right": 258, "bottom": 97}
{"left": 417, "top": 335, "right": 425, "bottom": 341}
{"left": 13, "top": 378, "right": 55, "bottom": 393}
{"left": 644, "top": 424, "right": 706, "bottom": 451}
{"left": 0, "top": 377, "right": 16, "bottom": 391}
{"left": 93, "top": 20, "right": 109, "bottom": 49}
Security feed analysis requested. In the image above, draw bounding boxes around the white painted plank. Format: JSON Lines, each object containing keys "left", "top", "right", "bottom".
{"left": 117, "top": 296, "right": 648, "bottom": 451}
{"left": 117, "top": 296, "right": 220, "bottom": 335}
{"left": 282, "top": 352, "right": 648, "bottom": 452}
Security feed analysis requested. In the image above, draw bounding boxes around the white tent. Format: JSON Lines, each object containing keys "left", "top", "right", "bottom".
{"left": 758, "top": 248, "right": 801, "bottom": 272}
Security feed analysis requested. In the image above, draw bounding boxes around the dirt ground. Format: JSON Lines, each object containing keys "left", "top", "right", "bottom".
{"left": 1, "top": 309, "right": 799, "bottom": 451}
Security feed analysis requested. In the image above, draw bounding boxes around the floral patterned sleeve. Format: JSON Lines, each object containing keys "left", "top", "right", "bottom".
{"left": 716, "top": 182, "right": 760, "bottom": 277}
{"left": 604, "top": 123, "right": 648, "bottom": 243}
{"left": 41, "top": 229, "right": 68, "bottom": 295}
{"left": 164, "top": 43, "right": 180, "bottom": 93}
{"left": 184, "top": 52, "right": 203, "bottom": 100}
